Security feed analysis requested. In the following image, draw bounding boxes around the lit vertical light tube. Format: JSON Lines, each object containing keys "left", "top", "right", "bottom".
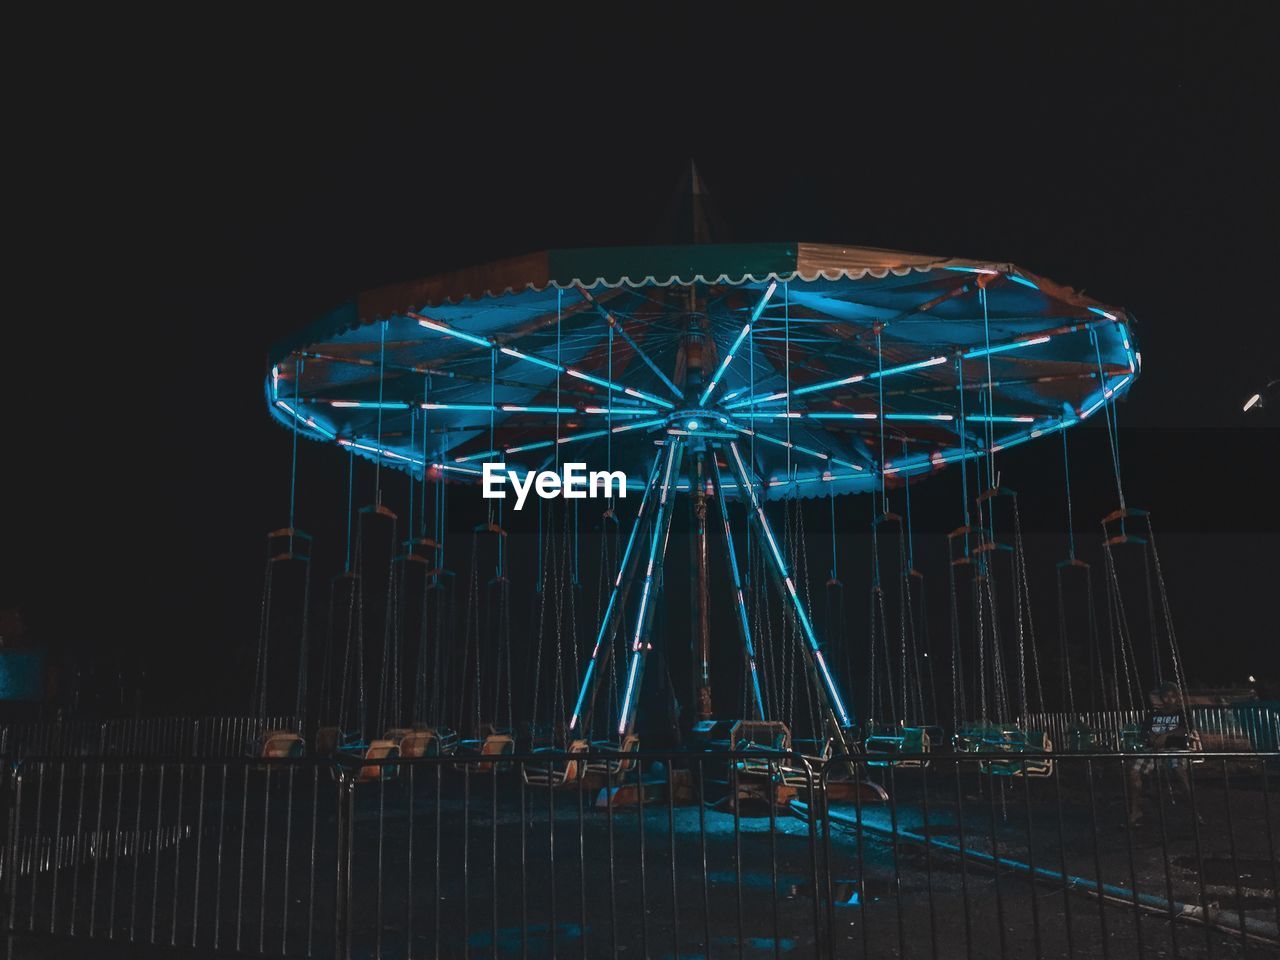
{"left": 725, "top": 441, "right": 851, "bottom": 728}
{"left": 708, "top": 455, "right": 767, "bottom": 721}
{"left": 569, "top": 453, "right": 663, "bottom": 731}
{"left": 617, "top": 439, "right": 682, "bottom": 735}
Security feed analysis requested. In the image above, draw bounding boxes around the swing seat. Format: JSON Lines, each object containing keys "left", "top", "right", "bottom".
{"left": 977, "top": 728, "right": 1054, "bottom": 778}
{"left": 791, "top": 737, "right": 833, "bottom": 762}
{"left": 779, "top": 738, "right": 831, "bottom": 788}
{"left": 349, "top": 740, "right": 400, "bottom": 783}
{"left": 729, "top": 721, "right": 791, "bottom": 779}
{"left": 1102, "top": 506, "right": 1150, "bottom": 547}
{"left": 1067, "top": 725, "right": 1101, "bottom": 752}
{"left": 522, "top": 739, "right": 590, "bottom": 786}
{"left": 313, "top": 726, "right": 341, "bottom": 757}
{"left": 257, "top": 730, "right": 305, "bottom": 759}
{"left": 865, "top": 726, "right": 932, "bottom": 768}
{"left": 454, "top": 733, "right": 515, "bottom": 773}
{"left": 414, "top": 725, "right": 459, "bottom": 756}
{"left": 384, "top": 727, "right": 441, "bottom": 759}
{"left": 1119, "top": 723, "right": 1147, "bottom": 752}
{"left": 585, "top": 734, "right": 641, "bottom": 782}
{"left": 395, "top": 729, "right": 441, "bottom": 759}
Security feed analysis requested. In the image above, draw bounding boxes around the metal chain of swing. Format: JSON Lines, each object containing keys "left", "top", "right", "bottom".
{"left": 252, "top": 356, "right": 313, "bottom": 733}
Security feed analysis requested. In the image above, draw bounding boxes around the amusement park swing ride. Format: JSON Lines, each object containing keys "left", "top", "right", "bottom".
{"left": 251, "top": 241, "right": 1189, "bottom": 792}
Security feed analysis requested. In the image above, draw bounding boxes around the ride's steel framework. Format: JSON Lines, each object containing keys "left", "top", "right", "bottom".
{"left": 264, "top": 242, "right": 1139, "bottom": 745}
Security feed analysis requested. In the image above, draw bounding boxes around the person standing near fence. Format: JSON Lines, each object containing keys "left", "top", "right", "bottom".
{"left": 1126, "top": 682, "right": 1201, "bottom": 826}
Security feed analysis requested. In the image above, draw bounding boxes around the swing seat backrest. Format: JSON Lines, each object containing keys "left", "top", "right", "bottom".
{"left": 615, "top": 734, "right": 640, "bottom": 773}
{"left": 398, "top": 730, "right": 438, "bottom": 759}
{"left": 979, "top": 730, "right": 1053, "bottom": 777}
{"left": 901, "top": 726, "right": 931, "bottom": 753}
{"left": 865, "top": 729, "right": 929, "bottom": 768}
{"left": 314, "top": 726, "right": 340, "bottom": 757}
{"left": 522, "top": 739, "right": 589, "bottom": 785}
{"left": 791, "top": 737, "right": 832, "bottom": 762}
{"left": 562, "top": 738, "right": 590, "bottom": 782}
{"left": 358, "top": 740, "right": 400, "bottom": 782}
{"left": 457, "top": 733, "right": 515, "bottom": 774}
{"left": 1068, "top": 726, "right": 1099, "bottom": 751}
{"left": 481, "top": 733, "right": 515, "bottom": 757}
{"left": 730, "top": 721, "right": 791, "bottom": 753}
{"left": 260, "top": 731, "right": 304, "bottom": 760}
{"left": 587, "top": 734, "right": 641, "bottom": 778}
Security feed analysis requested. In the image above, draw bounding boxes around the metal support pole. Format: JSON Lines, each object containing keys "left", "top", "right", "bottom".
{"left": 708, "top": 454, "right": 767, "bottom": 721}
{"left": 694, "top": 453, "right": 713, "bottom": 720}
{"left": 724, "top": 441, "right": 856, "bottom": 754}
{"left": 618, "top": 439, "right": 686, "bottom": 737}
{"left": 568, "top": 454, "right": 664, "bottom": 734}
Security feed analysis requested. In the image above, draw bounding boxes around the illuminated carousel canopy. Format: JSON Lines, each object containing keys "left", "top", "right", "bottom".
{"left": 266, "top": 242, "right": 1138, "bottom": 499}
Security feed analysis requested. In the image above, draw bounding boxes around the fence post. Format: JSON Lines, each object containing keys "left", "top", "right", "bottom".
{"left": 332, "top": 764, "right": 355, "bottom": 960}
{"left": 1, "top": 761, "right": 19, "bottom": 957}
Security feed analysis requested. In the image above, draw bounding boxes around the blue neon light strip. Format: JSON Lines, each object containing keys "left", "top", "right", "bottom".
{"left": 498, "top": 346, "right": 676, "bottom": 410}
{"left": 962, "top": 335, "right": 1050, "bottom": 360}
{"left": 727, "top": 425, "right": 829, "bottom": 462}
{"left": 617, "top": 440, "right": 681, "bottom": 734}
{"left": 417, "top": 401, "right": 657, "bottom": 417}
{"left": 330, "top": 400, "right": 412, "bottom": 409}
{"left": 731, "top": 355, "right": 948, "bottom": 409}
{"left": 339, "top": 438, "right": 415, "bottom": 462}
{"left": 275, "top": 400, "right": 335, "bottom": 440}
{"left": 413, "top": 310, "right": 675, "bottom": 410}
{"left": 699, "top": 322, "right": 752, "bottom": 406}
{"left": 699, "top": 280, "right": 776, "bottom": 406}
{"left": 569, "top": 454, "right": 663, "bottom": 731}
{"left": 500, "top": 346, "right": 560, "bottom": 372}
{"left": 454, "top": 449, "right": 502, "bottom": 463}
{"left": 709, "top": 455, "right": 766, "bottom": 721}
{"left": 414, "top": 315, "right": 494, "bottom": 348}
{"left": 611, "top": 418, "right": 667, "bottom": 434}
{"left": 725, "top": 441, "right": 850, "bottom": 727}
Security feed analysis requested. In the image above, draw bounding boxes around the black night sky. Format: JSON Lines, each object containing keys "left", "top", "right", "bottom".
{"left": 3, "top": 9, "right": 1277, "bottom": 718}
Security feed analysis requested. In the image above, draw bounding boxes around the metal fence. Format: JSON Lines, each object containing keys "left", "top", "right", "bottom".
{"left": 1024, "top": 705, "right": 1280, "bottom": 753}
{"left": 1, "top": 748, "right": 1276, "bottom": 958}
{"left": 0, "top": 715, "right": 301, "bottom": 760}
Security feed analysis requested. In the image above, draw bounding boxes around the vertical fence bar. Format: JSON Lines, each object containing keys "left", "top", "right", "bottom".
{"left": 191, "top": 763, "right": 206, "bottom": 949}
{"left": 150, "top": 763, "right": 166, "bottom": 944}
{"left": 68, "top": 760, "right": 86, "bottom": 936}
{"left": 281, "top": 764, "right": 295, "bottom": 956}
{"left": 1158, "top": 759, "right": 1185, "bottom": 951}
{"left": 107, "top": 760, "right": 124, "bottom": 939}
{"left": 731, "top": 758, "right": 742, "bottom": 960}
{"left": 696, "top": 758, "right": 708, "bottom": 959}
{"left": 260, "top": 764, "right": 273, "bottom": 955}
{"left": 1083, "top": 759, "right": 1111, "bottom": 960}
{"left": 48, "top": 762, "right": 65, "bottom": 935}
{"left": 1261, "top": 757, "right": 1280, "bottom": 935}
{"left": 668, "top": 754, "right": 679, "bottom": 960}
{"left": 1183, "top": 754, "right": 1214, "bottom": 959}
{"left": 1221, "top": 758, "right": 1250, "bottom": 948}
{"left": 1052, "top": 761, "right": 1075, "bottom": 960}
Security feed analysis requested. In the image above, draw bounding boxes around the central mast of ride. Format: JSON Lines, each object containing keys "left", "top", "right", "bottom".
{"left": 681, "top": 281, "right": 715, "bottom": 722}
